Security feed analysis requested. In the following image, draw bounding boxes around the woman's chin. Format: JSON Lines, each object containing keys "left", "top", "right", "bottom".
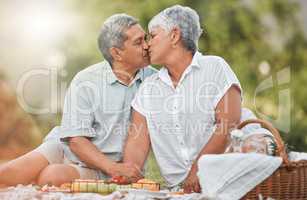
{"left": 149, "top": 57, "right": 161, "bottom": 65}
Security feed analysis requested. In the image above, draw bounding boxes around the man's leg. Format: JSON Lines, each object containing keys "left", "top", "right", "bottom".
{"left": 0, "top": 140, "right": 63, "bottom": 187}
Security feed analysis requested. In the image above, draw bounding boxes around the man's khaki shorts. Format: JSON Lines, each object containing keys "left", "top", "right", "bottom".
{"left": 33, "top": 140, "right": 108, "bottom": 180}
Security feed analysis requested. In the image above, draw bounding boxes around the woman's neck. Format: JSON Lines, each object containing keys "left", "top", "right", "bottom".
{"left": 165, "top": 49, "right": 193, "bottom": 87}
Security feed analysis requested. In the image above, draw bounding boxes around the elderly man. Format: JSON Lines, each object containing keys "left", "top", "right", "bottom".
{"left": 122, "top": 5, "right": 244, "bottom": 193}
{"left": 0, "top": 13, "right": 155, "bottom": 187}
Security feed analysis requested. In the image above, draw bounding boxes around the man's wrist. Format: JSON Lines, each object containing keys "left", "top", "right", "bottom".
{"left": 103, "top": 161, "right": 117, "bottom": 176}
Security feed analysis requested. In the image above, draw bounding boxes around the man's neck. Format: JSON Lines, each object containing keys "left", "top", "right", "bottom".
{"left": 112, "top": 62, "right": 139, "bottom": 86}
{"left": 165, "top": 49, "right": 193, "bottom": 87}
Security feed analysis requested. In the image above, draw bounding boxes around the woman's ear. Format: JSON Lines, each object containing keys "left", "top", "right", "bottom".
{"left": 109, "top": 47, "right": 122, "bottom": 61}
{"left": 171, "top": 26, "right": 181, "bottom": 46}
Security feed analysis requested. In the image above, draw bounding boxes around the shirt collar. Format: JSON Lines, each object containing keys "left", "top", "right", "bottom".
{"left": 134, "top": 68, "right": 145, "bottom": 82}
{"left": 158, "top": 51, "right": 202, "bottom": 86}
{"left": 190, "top": 51, "right": 202, "bottom": 69}
{"left": 105, "top": 61, "right": 145, "bottom": 85}
{"left": 158, "top": 67, "right": 171, "bottom": 87}
{"left": 103, "top": 61, "right": 118, "bottom": 85}
{"left": 126, "top": 69, "right": 143, "bottom": 86}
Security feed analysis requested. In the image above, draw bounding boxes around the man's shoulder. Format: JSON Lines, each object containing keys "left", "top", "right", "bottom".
{"left": 72, "top": 61, "right": 107, "bottom": 82}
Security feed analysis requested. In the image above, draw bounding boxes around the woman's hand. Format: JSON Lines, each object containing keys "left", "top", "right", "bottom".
{"left": 182, "top": 162, "right": 201, "bottom": 193}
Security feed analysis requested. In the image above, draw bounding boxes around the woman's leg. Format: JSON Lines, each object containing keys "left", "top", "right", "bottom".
{"left": 0, "top": 140, "right": 63, "bottom": 187}
{"left": 0, "top": 151, "right": 49, "bottom": 187}
{"left": 36, "top": 164, "right": 80, "bottom": 186}
{"left": 37, "top": 159, "right": 101, "bottom": 186}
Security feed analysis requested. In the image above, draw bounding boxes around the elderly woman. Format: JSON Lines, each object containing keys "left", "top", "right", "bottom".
{"left": 122, "top": 5, "right": 244, "bottom": 193}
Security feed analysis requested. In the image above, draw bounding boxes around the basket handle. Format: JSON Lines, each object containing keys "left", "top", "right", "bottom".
{"left": 237, "top": 119, "right": 289, "bottom": 165}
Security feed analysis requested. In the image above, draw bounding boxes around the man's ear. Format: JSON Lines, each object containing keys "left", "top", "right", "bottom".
{"left": 109, "top": 47, "right": 122, "bottom": 61}
{"left": 170, "top": 26, "right": 181, "bottom": 46}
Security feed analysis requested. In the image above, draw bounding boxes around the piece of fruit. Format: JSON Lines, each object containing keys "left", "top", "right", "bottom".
{"left": 110, "top": 176, "right": 128, "bottom": 184}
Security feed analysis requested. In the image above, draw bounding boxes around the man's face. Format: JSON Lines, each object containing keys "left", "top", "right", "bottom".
{"left": 120, "top": 24, "right": 149, "bottom": 69}
{"left": 147, "top": 26, "right": 172, "bottom": 65}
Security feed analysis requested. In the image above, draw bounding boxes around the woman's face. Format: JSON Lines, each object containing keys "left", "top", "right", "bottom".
{"left": 147, "top": 26, "right": 173, "bottom": 65}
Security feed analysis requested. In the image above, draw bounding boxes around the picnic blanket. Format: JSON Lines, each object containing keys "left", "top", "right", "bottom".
{"left": 0, "top": 184, "right": 203, "bottom": 200}
{"left": 0, "top": 185, "right": 122, "bottom": 200}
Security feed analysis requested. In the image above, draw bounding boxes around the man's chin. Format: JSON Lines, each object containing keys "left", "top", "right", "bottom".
{"left": 142, "top": 58, "right": 151, "bottom": 67}
{"left": 137, "top": 60, "right": 150, "bottom": 68}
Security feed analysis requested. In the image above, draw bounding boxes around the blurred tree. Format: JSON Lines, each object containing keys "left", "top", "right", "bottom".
{"left": 0, "top": 80, "right": 42, "bottom": 161}
{"left": 59, "top": 0, "right": 307, "bottom": 150}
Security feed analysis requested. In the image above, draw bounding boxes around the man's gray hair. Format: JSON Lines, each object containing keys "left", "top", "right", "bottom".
{"left": 148, "top": 5, "right": 203, "bottom": 54}
{"left": 98, "top": 14, "right": 138, "bottom": 65}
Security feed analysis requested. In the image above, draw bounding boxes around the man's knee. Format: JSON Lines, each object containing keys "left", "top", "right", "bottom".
{"left": 37, "top": 164, "right": 80, "bottom": 186}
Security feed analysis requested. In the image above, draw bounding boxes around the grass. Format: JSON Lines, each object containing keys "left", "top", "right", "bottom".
{"left": 144, "top": 151, "right": 166, "bottom": 187}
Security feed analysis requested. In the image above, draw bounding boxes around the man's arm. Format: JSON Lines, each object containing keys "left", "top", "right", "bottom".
{"left": 122, "top": 109, "right": 151, "bottom": 178}
{"left": 59, "top": 75, "right": 142, "bottom": 179}
{"left": 183, "top": 85, "right": 241, "bottom": 193}
{"left": 68, "top": 136, "right": 141, "bottom": 178}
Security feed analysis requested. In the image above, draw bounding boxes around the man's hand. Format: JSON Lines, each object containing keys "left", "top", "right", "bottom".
{"left": 107, "top": 162, "right": 143, "bottom": 183}
{"left": 183, "top": 162, "right": 201, "bottom": 193}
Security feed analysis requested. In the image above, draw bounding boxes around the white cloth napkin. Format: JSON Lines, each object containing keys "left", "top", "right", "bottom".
{"left": 197, "top": 153, "right": 282, "bottom": 200}
{"left": 239, "top": 108, "right": 274, "bottom": 139}
{"left": 288, "top": 151, "right": 307, "bottom": 161}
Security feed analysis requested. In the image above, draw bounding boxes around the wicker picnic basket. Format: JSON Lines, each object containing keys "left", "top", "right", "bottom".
{"left": 238, "top": 119, "right": 307, "bottom": 200}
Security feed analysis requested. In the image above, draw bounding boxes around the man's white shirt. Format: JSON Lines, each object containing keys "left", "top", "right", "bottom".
{"left": 44, "top": 61, "right": 157, "bottom": 169}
